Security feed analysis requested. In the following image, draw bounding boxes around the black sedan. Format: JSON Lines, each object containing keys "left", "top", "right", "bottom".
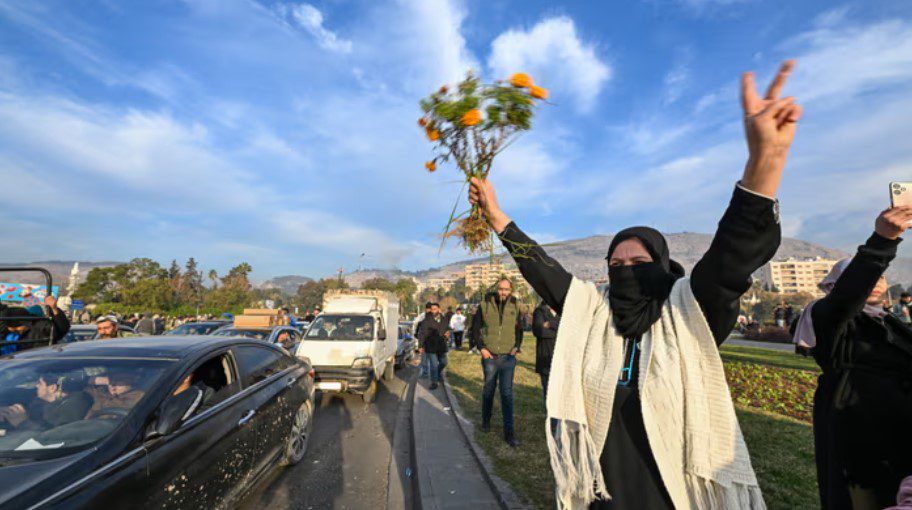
{"left": 0, "top": 336, "right": 315, "bottom": 509}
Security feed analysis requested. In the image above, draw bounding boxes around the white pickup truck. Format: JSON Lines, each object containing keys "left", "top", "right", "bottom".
{"left": 295, "top": 290, "right": 399, "bottom": 403}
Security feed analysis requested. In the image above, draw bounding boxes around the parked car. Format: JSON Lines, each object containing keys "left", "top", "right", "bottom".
{"left": 62, "top": 324, "right": 136, "bottom": 342}
{"left": 164, "top": 321, "right": 229, "bottom": 336}
{"left": 0, "top": 336, "right": 315, "bottom": 509}
{"left": 212, "top": 325, "right": 301, "bottom": 352}
{"left": 395, "top": 324, "right": 418, "bottom": 368}
{"left": 295, "top": 290, "right": 399, "bottom": 403}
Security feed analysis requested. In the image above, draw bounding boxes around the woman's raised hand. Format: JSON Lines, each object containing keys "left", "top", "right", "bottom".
{"left": 469, "top": 177, "right": 511, "bottom": 234}
{"left": 875, "top": 206, "right": 912, "bottom": 240}
{"left": 739, "top": 60, "right": 803, "bottom": 197}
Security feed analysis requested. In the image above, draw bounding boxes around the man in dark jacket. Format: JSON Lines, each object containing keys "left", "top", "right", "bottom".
{"left": 532, "top": 301, "right": 560, "bottom": 401}
{"left": 417, "top": 303, "right": 449, "bottom": 389}
{"left": 0, "top": 296, "right": 70, "bottom": 354}
{"left": 470, "top": 278, "right": 524, "bottom": 447}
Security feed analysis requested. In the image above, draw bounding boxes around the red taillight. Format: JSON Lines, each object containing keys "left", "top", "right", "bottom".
{"left": 308, "top": 369, "right": 315, "bottom": 378}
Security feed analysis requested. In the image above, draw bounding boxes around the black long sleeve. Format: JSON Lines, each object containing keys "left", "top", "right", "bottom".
{"left": 691, "top": 185, "right": 781, "bottom": 344}
{"left": 48, "top": 308, "right": 70, "bottom": 342}
{"left": 812, "top": 233, "right": 901, "bottom": 335}
{"left": 497, "top": 223, "right": 572, "bottom": 315}
{"left": 470, "top": 307, "right": 483, "bottom": 348}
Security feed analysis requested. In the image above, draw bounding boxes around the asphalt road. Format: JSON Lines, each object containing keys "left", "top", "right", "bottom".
{"left": 240, "top": 364, "right": 417, "bottom": 510}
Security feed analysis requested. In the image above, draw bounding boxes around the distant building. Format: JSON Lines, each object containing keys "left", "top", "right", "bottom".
{"left": 417, "top": 273, "right": 464, "bottom": 293}
{"left": 464, "top": 262, "right": 530, "bottom": 292}
{"left": 761, "top": 257, "right": 838, "bottom": 297}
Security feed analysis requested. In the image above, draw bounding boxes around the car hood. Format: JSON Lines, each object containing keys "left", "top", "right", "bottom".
{"left": 0, "top": 449, "right": 95, "bottom": 506}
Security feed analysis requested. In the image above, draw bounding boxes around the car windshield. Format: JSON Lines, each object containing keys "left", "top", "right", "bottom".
{"left": 305, "top": 315, "right": 374, "bottom": 341}
{"left": 0, "top": 357, "right": 173, "bottom": 460}
{"left": 165, "top": 323, "right": 224, "bottom": 336}
{"left": 62, "top": 328, "right": 97, "bottom": 343}
{"left": 212, "top": 328, "right": 270, "bottom": 340}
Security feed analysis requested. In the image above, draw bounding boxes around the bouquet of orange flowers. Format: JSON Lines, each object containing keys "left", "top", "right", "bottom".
{"left": 419, "top": 72, "right": 548, "bottom": 253}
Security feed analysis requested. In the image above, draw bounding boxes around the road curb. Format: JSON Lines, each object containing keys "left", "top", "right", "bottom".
{"left": 388, "top": 367, "right": 420, "bottom": 510}
{"left": 441, "top": 376, "right": 530, "bottom": 510}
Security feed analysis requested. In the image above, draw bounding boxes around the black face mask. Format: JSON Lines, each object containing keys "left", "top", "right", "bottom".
{"left": 605, "top": 227, "right": 685, "bottom": 338}
{"left": 608, "top": 263, "right": 677, "bottom": 338}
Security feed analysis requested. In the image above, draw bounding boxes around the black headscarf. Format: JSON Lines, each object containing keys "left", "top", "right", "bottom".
{"left": 605, "top": 227, "right": 685, "bottom": 338}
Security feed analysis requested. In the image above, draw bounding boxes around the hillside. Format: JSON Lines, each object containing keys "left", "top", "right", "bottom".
{"left": 0, "top": 260, "right": 121, "bottom": 288}
{"left": 344, "top": 232, "right": 911, "bottom": 288}
{"left": 259, "top": 275, "right": 314, "bottom": 295}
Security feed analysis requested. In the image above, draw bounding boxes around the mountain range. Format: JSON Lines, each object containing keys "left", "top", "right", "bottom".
{"left": 3, "top": 231, "right": 909, "bottom": 293}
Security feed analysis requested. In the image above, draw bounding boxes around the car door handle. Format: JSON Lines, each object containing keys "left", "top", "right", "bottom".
{"left": 238, "top": 409, "right": 256, "bottom": 426}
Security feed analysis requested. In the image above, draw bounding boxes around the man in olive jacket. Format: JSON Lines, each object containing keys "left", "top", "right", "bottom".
{"left": 469, "top": 278, "right": 523, "bottom": 447}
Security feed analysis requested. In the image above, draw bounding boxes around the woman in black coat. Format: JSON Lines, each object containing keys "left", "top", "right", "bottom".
{"left": 792, "top": 205, "right": 912, "bottom": 509}
{"left": 532, "top": 302, "right": 559, "bottom": 398}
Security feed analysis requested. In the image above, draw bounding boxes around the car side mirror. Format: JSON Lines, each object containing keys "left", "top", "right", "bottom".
{"left": 149, "top": 388, "right": 201, "bottom": 438}
{"left": 378, "top": 329, "right": 386, "bottom": 340}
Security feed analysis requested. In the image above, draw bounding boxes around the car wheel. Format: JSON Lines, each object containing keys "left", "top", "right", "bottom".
{"left": 282, "top": 400, "right": 313, "bottom": 466}
{"left": 362, "top": 378, "right": 377, "bottom": 404}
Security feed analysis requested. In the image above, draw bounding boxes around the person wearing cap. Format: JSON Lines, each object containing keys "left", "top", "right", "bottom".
{"left": 0, "top": 295, "right": 70, "bottom": 354}
{"left": 95, "top": 316, "right": 120, "bottom": 340}
{"left": 468, "top": 60, "right": 800, "bottom": 509}
{"left": 892, "top": 292, "right": 911, "bottom": 324}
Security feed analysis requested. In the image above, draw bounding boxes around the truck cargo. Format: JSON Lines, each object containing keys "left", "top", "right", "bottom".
{"left": 295, "top": 290, "right": 399, "bottom": 403}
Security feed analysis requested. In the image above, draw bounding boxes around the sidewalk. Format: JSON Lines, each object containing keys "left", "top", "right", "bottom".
{"left": 412, "top": 377, "right": 503, "bottom": 510}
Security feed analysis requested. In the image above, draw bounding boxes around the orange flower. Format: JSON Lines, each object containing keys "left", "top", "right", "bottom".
{"left": 426, "top": 128, "right": 440, "bottom": 141}
{"left": 529, "top": 85, "right": 549, "bottom": 100}
{"left": 418, "top": 118, "right": 427, "bottom": 127}
{"left": 510, "top": 73, "right": 533, "bottom": 88}
{"left": 425, "top": 161, "right": 437, "bottom": 172}
{"left": 439, "top": 85, "right": 448, "bottom": 94}
{"left": 461, "top": 109, "right": 482, "bottom": 126}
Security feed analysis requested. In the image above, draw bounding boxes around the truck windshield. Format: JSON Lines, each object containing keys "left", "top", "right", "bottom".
{"left": 305, "top": 315, "right": 374, "bottom": 341}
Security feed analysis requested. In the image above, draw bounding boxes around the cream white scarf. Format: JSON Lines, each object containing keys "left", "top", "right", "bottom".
{"left": 545, "top": 277, "right": 765, "bottom": 509}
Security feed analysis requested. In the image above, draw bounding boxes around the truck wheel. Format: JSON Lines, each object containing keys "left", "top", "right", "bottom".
{"left": 362, "top": 379, "right": 377, "bottom": 404}
{"left": 383, "top": 359, "right": 395, "bottom": 381}
{"left": 282, "top": 400, "right": 313, "bottom": 466}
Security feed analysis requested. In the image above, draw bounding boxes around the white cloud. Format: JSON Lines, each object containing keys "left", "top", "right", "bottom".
{"left": 275, "top": 3, "right": 352, "bottom": 54}
{"left": 356, "top": 0, "right": 478, "bottom": 94}
{"left": 488, "top": 16, "right": 611, "bottom": 113}
{"left": 787, "top": 19, "right": 912, "bottom": 106}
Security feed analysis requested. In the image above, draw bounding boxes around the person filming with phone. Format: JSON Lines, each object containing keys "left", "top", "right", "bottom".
{"left": 791, "top": 203, "right": 912, "bottom": 510}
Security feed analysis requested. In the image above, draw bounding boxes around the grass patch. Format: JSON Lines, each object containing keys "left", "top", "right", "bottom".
{"left": 720, "top": 344, "right": 820, "bottom": 372}
{"left": 737, "top": 408, "right": 819, "bottom": 509}
{"left": 445, "top": 335, "right": 820, "bottom": 509}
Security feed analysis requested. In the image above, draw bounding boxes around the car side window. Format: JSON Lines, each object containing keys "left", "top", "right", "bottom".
{"left": 234, "top": 345, "right": 293, "bottom": 388}
{"left": 173, "top": 352, "right": 240, "bottom": 418}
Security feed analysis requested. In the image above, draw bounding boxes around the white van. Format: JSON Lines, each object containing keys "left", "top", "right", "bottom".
{"left": 295, "top": 290, "right": 399, "bottom": 403}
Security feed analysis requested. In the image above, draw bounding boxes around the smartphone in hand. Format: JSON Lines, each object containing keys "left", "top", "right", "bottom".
{"left": 891, "top": 182, "right": 912, "bottom": 208}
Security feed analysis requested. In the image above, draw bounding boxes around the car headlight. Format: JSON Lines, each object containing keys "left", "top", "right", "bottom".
{"left": 351, "top": 357, "right": 373, "bottom": 369}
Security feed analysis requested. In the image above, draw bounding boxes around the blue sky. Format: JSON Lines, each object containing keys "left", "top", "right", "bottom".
{"left": 1, "top": 0, "right": 911, "bottom": 280}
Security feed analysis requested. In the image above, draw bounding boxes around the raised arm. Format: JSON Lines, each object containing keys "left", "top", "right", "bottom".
{"left": 814, "top": 207, "right": 910, "bottom": 326}
{"left": 692, "top": 60, "right": 802, "bottom": 344}
{"left": 468, "top": 178, "right": 572, "bottom": 314}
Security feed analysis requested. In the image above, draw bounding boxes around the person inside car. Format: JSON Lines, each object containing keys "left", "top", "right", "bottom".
{"left": 95, "top": 316, "right": 119, "bottom": 340}
{"left": 0, "top": 295, "right": 71, "bottom": 354}
{"left": 0, "top": 372, "right": 93, "bottom": 430}
{"left": 87, "top": 370, "right": 145, "bottom": 418}
{"left": 357, "top": 321, "right": 373, "bottom": 340}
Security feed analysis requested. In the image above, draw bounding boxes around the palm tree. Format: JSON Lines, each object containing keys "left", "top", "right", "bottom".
{"left": 208, "top": 269, "right": 219, "bottom": 289}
